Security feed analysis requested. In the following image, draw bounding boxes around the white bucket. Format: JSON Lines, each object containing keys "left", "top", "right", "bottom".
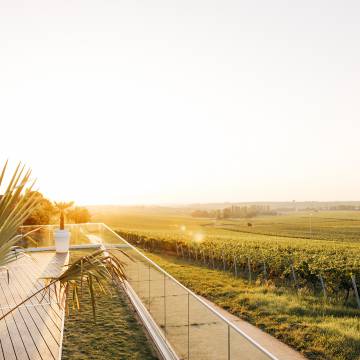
{"left": 55, "top": 229, "right": 70, "bottom": 253}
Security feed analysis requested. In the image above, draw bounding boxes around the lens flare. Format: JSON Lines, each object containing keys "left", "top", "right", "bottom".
{"left": 193, "top": 232, "right": 204, "bottom": 243}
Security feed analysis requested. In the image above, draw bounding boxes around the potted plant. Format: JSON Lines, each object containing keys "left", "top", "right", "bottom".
{"left": 54, "top": 201, "right": 74, "bottom": 252}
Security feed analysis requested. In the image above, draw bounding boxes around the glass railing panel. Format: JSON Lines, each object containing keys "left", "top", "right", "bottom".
{"left": 100, "top": 225, "right": 126, "bottom": 245}
{"left": 19, "top": 223, "right": 127, "bottom": 248}
{"left": 118, "top": 248, "right": 140, "bottom": 291}
{"left": 230, "top": 326, "right": 271, "bottom": 360}
{"left": 123, "top": 248, "right": 151, "bottom": 304}
{"left": 19, "top": 225, "right": 55, "bottom": 248}
{"left": 165, "top": 277, "right": 189, "bottom": 359}
{"left": 189, "top": 295, "right": 228, "bottom": 360}
{"left": 71, "top": 223, "right": 101, "bottom": 245}
{"left": 148, "top": 265, "right": 165, "bottom": 336}
{"left": 19, "top": 223, "right": 108, "bottom": 248}
{"left": 136, "top": 259, "right": 151, "bottom": 309}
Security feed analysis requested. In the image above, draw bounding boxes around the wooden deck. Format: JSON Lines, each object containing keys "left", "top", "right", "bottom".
{"left": 0, "top": 252, "right": 68, "bottom": 360}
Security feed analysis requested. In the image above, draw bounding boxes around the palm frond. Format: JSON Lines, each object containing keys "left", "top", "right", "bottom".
{"left": 0, "top": 162, "right": 40, "bottom": 268}
{"left": 54, "top": 201, "right": 74, "bottom": 211}
{"left": 0, "top": 249, "right": 129, "bottom": 322}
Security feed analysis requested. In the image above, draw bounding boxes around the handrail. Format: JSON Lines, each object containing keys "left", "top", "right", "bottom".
{"left": 20, "top": 223, "right": 99, "bottom": 228}
{"left": 101, "top": 223, "right": 279, "bottom": 360}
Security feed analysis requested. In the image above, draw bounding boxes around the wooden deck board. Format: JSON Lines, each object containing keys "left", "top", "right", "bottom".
{"left": 0, "top": 252, "right": 68, "bottom": 360}
{"left": 13, "top": 270, "right": 62, "bottom": 336}
{"left": 0, "top": 280, "right": 30, "bottom": 359}
{"left": 13, "top": 268, "right": 62, "bottom": 324}
{"left": 6, "top": 269, "right": 59, "bottom": 360}
{"left": 0, "top": 309, "right": 17, "bottom": 360}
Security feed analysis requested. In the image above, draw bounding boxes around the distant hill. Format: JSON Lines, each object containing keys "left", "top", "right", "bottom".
{"left": 86, "top": 201, "right": 360, "bottom": 215}
{"left": 187, "top": 201, "right": 360, "bottom": 211}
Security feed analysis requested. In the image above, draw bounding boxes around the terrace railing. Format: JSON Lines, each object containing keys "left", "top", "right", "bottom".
{"left": 19, "top": 223, "right": 278, "bottom": 360}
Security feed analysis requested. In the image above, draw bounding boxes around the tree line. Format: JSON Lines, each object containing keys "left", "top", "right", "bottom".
{"left": 23, "top": 191, "right": 91, "bottom": 225}
{"left": 191, "top": 205, "right": 277, "bottom": 219}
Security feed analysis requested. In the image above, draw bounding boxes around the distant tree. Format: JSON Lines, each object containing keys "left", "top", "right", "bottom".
{"left": 191, "top": 210, "right": 209, "bottom": 218}
{"left": 23, "top": 191, "right": 57, "bottom": 225}
{"left": 67, "top": 206, "right": 91, "bottom": 224}
{"left": 222, "top": 207, "right": 232, "bottom": 219}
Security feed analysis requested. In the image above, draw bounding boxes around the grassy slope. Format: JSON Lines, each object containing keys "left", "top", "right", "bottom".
{"left": 145, "top": 251, "right": 360, "bottom": 360}
{"left": 61, "top": 251, "right": 158, "bottom": 360}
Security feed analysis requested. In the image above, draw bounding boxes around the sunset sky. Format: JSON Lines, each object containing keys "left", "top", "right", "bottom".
{"left": 1, "top": 1, "right": 359, "bottom": 204}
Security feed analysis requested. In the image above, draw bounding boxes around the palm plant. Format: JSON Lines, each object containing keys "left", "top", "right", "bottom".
{"left": 0, "top": 161, "right": 40, "bottom": 267}
{"left": 54, "top": 201, "right": 74, "bottom": 230}
{"left": 0, "top": 161, "right": 128, "bottom": 321}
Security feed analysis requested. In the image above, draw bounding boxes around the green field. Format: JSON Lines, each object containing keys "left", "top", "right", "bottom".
{"left": 219, "top": 211, "right": 360, "bottom": 242}
{"left": 93, "top": 207, "right": 360, "bottom": 242}
{"left": 92, "top": 207, "right": 360, "bottom": 359}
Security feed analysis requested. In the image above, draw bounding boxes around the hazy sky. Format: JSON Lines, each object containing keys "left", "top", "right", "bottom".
{"left": 1, "top": 1, "right": 360, "bottom": 204}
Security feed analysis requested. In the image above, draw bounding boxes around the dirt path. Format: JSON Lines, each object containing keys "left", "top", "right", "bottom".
{"left": 200, "top": 296, "right": 307, "bottom": 360}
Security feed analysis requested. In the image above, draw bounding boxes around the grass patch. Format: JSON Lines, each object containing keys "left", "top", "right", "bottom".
{"left": 145, "top": 251, "right": 360, "bottom": 360}
{"left": 61, "top": 250, "right": 158, "bottom": 360}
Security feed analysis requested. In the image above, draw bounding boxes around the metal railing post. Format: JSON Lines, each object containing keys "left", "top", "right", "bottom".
{"left": 228, "top": 324, "right": 230, "bottom": 360}
{"left": 187, "top": 292, "right": 190, "bottom": 359}
{"left": 164, "top": 273, "right": 167, "bottom": 338}
{"left": 148, "top": 263, "right": 151, "bottom": 311}
{"left": 136, "top": 261, "right": 139, "bottom": 293}
{"left": 351, "top": 275, "right": 360, "bottom": 309}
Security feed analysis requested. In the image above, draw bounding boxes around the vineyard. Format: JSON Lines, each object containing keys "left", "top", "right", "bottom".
{"left": 91, "top": 208, "right": 360, "bottom": 306}
{"left": 117, "top": 229, "right": 360, "bottom": 306}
